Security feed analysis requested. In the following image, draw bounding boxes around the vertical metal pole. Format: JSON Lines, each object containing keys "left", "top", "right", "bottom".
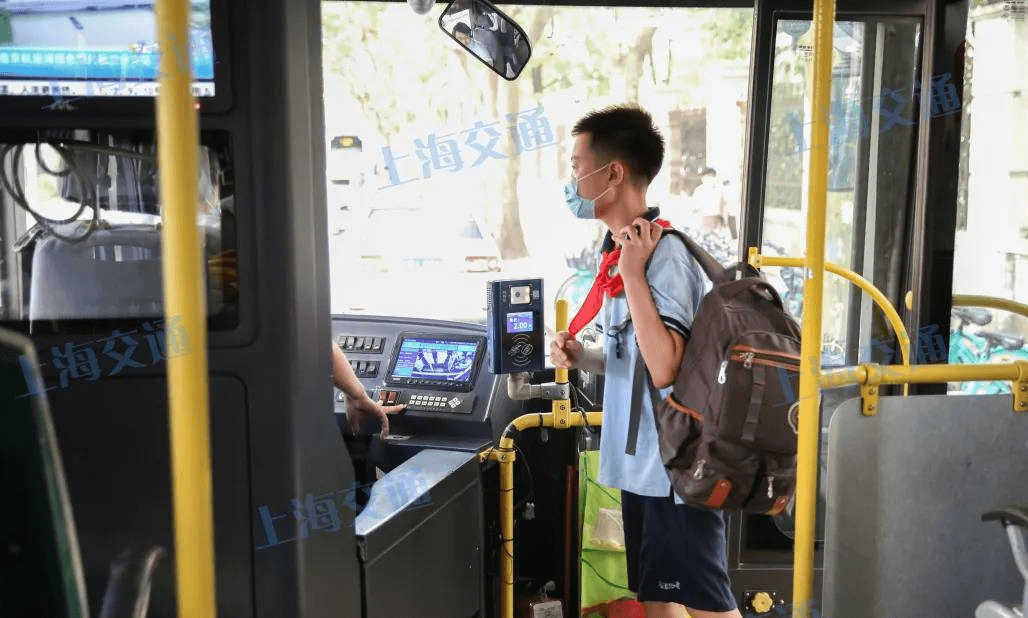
{"left": 553, "top": 299, "right": 570, "bottom": 428}
{"left": 500, "top": 452, "right": 515, "bottom": 618}
{"left": 154, "top": 1, "right": 216, "bottom": 616}
{"left": 793, "top": 0, "right": 835, "bottom": 614}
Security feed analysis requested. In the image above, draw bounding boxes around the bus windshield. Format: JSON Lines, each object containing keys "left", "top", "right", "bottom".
{"left": 322, "top": 2, "right": 754, "bottom": 324}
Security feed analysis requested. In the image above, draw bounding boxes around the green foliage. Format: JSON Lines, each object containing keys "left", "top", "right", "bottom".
{"left": 701, "top": 8, "right": 752, "bottom": 61}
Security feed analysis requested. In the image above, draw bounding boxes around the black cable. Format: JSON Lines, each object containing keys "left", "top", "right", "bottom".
{"left": 512, "top": 443, "right": 536, "bottom": 504}
{"left": 569, "top": 380, "right": 597, "bottom": 437}
{"left": 1, "top": 143, "right": 99, "bottom": 243}
{"left": 34, "top": 142, "right": 73, "bottom": 177}
{"left": 48, "top": 138, "right": 156, "bottom": 162}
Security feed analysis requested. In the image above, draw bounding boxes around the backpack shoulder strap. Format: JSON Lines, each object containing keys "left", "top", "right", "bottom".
{"left": 659, "top": 228, "right": 730, "bottom": 284}
{"left": 626, "top": 351, "right": 645, "bottom": 456}
{"left": 625, "top": 348, "right": 662, "bottom": 456}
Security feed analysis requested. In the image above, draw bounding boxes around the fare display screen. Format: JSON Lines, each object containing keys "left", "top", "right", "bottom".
{"left": 0, "top": 0, "right": 215, "bottom": 97}
{"left": 506, "top": 311, "right": 533, "bottom": 334}
{"left": 390, "top": 337, "right": 479, "bottom": 384}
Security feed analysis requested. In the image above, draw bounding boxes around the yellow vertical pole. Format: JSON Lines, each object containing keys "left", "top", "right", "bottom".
{"left": 793, "top": 0, "right": 835, "bottom": 614}
{"left": 154, "top": 1, "right": 216, "bottom": 617}
{"left": 500, "top": 450, "right": 514, "bottom": 618}
{"left": 553, "top": 299, "right": 570, "bottom": 428}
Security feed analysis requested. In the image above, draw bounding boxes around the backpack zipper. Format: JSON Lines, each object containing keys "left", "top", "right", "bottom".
{"left": 768, "top": 476, "right": 774, "bottom": 499}
{"left": 694, "top": 459, "right": 706, "bottom": 479}
{"left": 717, "top": 361, "right": 728, "bottom": 384}
{"left": 728, "top": 350, "right": 799, "bottom": 372}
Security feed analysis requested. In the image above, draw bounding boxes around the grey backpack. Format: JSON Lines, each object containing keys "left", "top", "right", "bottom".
{"left": 627, "top": 229, "right": 802, "bottom": 513}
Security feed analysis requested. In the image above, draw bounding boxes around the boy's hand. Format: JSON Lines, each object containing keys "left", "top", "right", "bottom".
{"left": 550, "top": 330, "right": 583, "bottom": 369}
{"left": 616, "top": 218, "right": 662, "bottom": 281}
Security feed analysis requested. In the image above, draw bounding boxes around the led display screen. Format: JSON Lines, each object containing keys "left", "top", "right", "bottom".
{"left": 0, "top": 0, "right": 215, "bottom": 97}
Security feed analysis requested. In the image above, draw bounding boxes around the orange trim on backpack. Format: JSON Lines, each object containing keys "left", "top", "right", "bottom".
{"left": 704, "top": 479, "right": 733, "bottom": 508}
{"left": 766, "top": 496, "right": 790, "bottom": 516}
{"left": 665, "top": 396, "right": 704, "bottom": 422}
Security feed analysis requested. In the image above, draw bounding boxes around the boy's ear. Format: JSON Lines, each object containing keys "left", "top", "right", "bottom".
{"left": 609, "top": 160, "right": 627, "bottom": 186}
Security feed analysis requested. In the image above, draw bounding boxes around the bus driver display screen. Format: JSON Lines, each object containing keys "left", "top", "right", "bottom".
{"left": 0, "top": 0, "right": 215, "bottom": 98}
{"left": 389, "top": 337, "right": 480, "bottom": 386}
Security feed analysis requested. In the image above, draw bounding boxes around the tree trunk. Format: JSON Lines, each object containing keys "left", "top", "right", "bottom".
{"left": 499, "top": 82, "right": 529, "bottom": 259}
{"left": 496, "top": 7, "right": 554, "bottom": 260}
{"left": 626, "top": 27, "right": 656, "bottom": 102}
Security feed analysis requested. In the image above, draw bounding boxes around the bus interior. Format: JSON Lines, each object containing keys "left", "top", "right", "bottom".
{"left": 1, "top": 0, "right": 1027, "bottom": 617}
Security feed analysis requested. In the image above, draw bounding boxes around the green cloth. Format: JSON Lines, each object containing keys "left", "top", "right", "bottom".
{"left": 579, "top": 450, "right": 634, "bottom": 616}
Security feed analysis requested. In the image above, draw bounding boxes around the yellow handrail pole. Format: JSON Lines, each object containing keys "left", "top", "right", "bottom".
{"left": 794, "top": 0, "right": 835, "bottom": 613}
{"left": 750, "top": 252, "right": 911, "bottom": 395}
{"left": 553, "top": 299, "right": 571, "bottom": 428}
{"left": 952, "top": 295, "right": 1028, "bottom": 321}
{"left": 155, "top": 1, "right": 216, "bottom": 617}
{"left": 820, "top": 360, "right": 1028, "bottom": 413}
{"left": 821, "top": 359, "right": 1028, "bottom": 388}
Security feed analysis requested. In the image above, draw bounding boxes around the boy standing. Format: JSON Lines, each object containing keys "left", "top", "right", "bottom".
{"left": 551, "top": 106, "right": 741, "bottom": 618}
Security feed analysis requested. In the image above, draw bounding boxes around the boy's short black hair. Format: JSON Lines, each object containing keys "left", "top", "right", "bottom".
{"left": 453, "top": 22, "right": 472, "bottom": 36}
{"left": 572, "top": 106, "right": 665, "bottom": 187}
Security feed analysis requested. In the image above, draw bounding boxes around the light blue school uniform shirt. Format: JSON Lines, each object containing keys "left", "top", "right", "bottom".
{"left": 595, "top": 231, "right": 709, "bottom": 500}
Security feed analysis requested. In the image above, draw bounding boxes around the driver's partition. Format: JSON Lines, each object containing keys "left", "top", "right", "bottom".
{"left": 823, "top": 394, "right": 1028, "bottom": 618}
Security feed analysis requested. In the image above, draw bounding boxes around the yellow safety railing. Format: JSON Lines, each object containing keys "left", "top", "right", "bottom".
{"left": 820, "top": 361, "right": 1028, "bottom": 414}
{"left": 748, "top": 249, "right": 911, "bottom": 396}
{"left": 155, "top": 0, "right": 216, "bottom": 616}
{"left": 480, "top": 299, "right": 602, "bottom": 618}
{"left": 952, "top": 294, "right": 1028, "bottom": 321}
{"left": 792, "top": 0, "right": 835, "bottom": 612}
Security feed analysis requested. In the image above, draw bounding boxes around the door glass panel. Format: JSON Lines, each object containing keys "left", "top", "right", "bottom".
{"left": 755, "top": 16, "right": 922, "bottom": 553}
{"left": 762, "top": 17, "right": 920, "bottom": 363}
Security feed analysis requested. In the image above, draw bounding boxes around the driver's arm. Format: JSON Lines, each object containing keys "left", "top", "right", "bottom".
{"left": 333, "top": 341, "right": 405, "bottom": 437}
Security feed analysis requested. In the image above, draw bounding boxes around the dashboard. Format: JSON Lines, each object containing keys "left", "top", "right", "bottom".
{"left": 332, "top": 314, "right": 523, "bottom": 447}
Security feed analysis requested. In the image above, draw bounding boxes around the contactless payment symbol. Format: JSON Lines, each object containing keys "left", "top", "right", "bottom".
{"left": 508, "top": 334, "right": 534, "bottom": 366}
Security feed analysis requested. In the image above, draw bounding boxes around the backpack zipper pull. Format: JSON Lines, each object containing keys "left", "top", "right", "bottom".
{"left": 743, "top": 352, "right": 755, "bottom": 369}
{"left": 694, "top": 459, "right": 705, "bottom": 480}
{"left": 717, "top": 360, "right": 728, "bottom": 384}
{"left": 768, "top": 476, "right": 774, "bottom": 499}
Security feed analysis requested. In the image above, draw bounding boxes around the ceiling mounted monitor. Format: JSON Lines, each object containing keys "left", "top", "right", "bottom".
{"left": 0, "top": 0, "right": 215, "bottom": 98}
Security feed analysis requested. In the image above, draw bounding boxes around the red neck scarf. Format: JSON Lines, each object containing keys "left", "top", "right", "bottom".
{"left": 567, "top": 218, "right": 671, "bottom": 337}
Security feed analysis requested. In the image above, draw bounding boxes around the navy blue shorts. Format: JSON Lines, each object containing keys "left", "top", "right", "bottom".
{"left": 621, "top": 490, "right": 737, "bottom": 611}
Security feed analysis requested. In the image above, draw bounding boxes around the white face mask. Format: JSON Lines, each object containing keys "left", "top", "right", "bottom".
{"left": 563, "top": 163, "right": 612, "bottom": 219}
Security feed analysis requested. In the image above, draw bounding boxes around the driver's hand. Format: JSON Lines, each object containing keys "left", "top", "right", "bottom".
{"left": 550, "top": 330, "right": 583, "bottom": 370}
{"left": 346, "top": 394, "right": 406, "bottom": 438}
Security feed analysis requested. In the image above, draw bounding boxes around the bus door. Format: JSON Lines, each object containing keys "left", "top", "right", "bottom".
{"left": 731, "top": 0, "right": 949, "bottom": 605}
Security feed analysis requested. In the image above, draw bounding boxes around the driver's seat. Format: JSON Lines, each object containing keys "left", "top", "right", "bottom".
{"left": 0, "top": 327, "right": 165, "bottom": 618}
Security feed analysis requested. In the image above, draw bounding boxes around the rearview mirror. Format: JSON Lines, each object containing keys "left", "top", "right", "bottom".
{"left": 439, "top": 0, "right": 531, "bottom": 80}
